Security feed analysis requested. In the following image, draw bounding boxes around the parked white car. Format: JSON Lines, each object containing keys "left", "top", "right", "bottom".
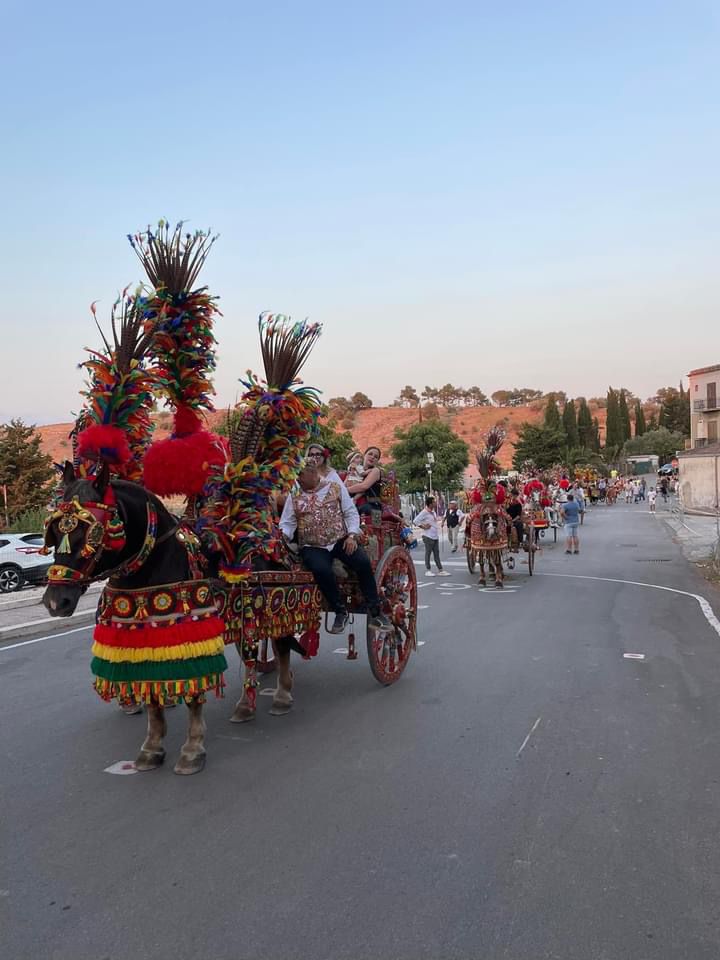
{"left": 0, "top": 533, "right": 50, "bottom": 593}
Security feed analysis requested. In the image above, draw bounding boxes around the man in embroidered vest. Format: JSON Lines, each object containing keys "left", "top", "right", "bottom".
{"left": 280, "top": 464, "right": 391, "bottom": 634}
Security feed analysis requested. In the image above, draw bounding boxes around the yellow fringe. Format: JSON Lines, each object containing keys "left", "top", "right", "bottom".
{"left": 91, "top": 634, "right": 225, "bottom": 663}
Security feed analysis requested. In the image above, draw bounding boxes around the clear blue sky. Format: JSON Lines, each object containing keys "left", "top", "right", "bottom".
{"left": 2, "top": 0, "right": 718, "bottom": 424}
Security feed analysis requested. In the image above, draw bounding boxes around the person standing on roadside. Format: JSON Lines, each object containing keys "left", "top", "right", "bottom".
{"left": 561, "top": 493, "right": 581, "bottom": 554}
{"left": 415, "top": 495, "right": 450, "bottom": 577}
{"left": 648, "top": 487, "right": 657, "bottom": 513}
{"left": 573, "top": 482, "right": 586, "bottom": 525}
{"left": 443, "top": 499, "right": 465, "bottom": 553}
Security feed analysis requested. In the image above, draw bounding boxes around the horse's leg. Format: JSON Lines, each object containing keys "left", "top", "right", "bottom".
{"left": 494, "top": 553, "right": 504, "bottom": 588}
{"left": 174, "top": 697, "right": 206, "bottom": 775}
{"left": 135, "top": 699, "right": 166, "bottom": 770}
{"left": 478, "top": 554, "right": 486, "bottom": 587}
{"left": 230, "top": 658, "right": 257, "bottom": 723}
{"left": 269, "top": 637, "right": 294, "bottom": 716}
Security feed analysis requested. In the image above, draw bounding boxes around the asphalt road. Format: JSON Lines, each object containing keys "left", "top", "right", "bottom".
{"left": 3, "top": 501, "right": 720, "bottom": 960}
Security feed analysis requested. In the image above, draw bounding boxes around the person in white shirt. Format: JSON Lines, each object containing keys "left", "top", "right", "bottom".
{"left": 414, "top": 495, "right": 450, "bottom": 576}
{"left": 279, "top": 463, "right": 390, "bottom": 634}
{"left": 648, "top": 487, "right": 657, "bottom": 513}
{"left": 305, "top": 442, "right": 344, "bottom": 486}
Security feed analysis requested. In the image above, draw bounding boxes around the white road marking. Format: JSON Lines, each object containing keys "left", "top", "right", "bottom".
{"left": 418, "top": 605, "right": 429, "bottom": 610}
{"left": 624, "top": 653, "right": 646, "bottom": 660}
{"left": 0, "top": 623, "right": 92, "bottom": 651}
{"left": 536, "top": 573, "right": 720, "bottom": 640}
{"left": 332, "top": 647, "right": 348, "bottom": 654}
{"left": 517, "top": 716, "right": 542, "bottom": 757}
{"left": 0, "top": 609, "right": 95, "bottom": 635}
{"left": 417, "top": 641, "right": 426, "bottom": 646}
{"left": 104, "top": 761, "right": 138, "bottom": 775}
{"left": 259, "top": 687, "right": 276, "bottom": 696}
{"left": 440, "top": 591, "right": 453, "bottom": 595}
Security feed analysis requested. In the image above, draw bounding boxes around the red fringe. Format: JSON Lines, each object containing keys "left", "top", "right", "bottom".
{"left": 94, "top": 615, "right": 226, "bottom": 648}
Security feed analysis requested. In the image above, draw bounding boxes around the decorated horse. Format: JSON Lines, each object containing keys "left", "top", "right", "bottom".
{"left": 465, "top": 427, "right": 513, "bottom": 588}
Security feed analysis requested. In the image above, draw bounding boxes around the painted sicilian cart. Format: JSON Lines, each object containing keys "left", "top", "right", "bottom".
{"left": 465, "top": 427, "right": 515, "bottom": 587}
{"left": 42, "top": 221, "right": 416, "bottom": 776}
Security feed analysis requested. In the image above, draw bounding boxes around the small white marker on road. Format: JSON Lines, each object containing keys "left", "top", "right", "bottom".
{"left": 104, "top": 761, "right": 138, "bottom": 775}
{"left": 623, "top": 653, "right": 646, "bottom": 660}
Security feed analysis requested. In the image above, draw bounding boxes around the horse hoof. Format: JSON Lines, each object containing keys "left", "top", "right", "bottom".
{"left": 229, "top": 703, "right": 256, "bottom": 724}
{"left": 496, "top": 582, "right": 504, "bottom": 589}
{"left": 269, "top": 699, "right": 293, "bottom": 717}
{"left": 134, "top": 749, "right": 165, "bottom": 771}
{"left": 174, "top": 752, "right": 206, "bottom": 776}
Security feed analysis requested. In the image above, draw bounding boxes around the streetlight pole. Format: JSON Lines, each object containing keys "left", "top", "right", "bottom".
{"left": 426, "top": 451, "right": 435, "bottom": 497}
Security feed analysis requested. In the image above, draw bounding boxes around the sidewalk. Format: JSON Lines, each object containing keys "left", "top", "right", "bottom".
{"left": 661, "top": 500, "right": 720, "bottom": 566}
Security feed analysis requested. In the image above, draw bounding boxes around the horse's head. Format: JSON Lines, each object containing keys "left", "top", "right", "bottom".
{"left": 42, "top": 462, "right": 131, "bottom": 617}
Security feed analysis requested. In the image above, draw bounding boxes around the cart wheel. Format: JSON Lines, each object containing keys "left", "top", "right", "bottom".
{"left": 367, "top": 546, "right": 417, "bottom": 686}
{"left": 466, "top": 547, "right": 477, "bottom": 574}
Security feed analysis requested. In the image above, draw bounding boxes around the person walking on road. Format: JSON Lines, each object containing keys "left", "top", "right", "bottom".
{"left": 573, "top": 482, "right": 586, "bottom": 525}
{"left": 648, "top": 487, "right": 657, "bottom": 514}
{"left": 443, "top": 500, "right": 465, "bottom": 553}
{"left": 561, "top": 493, "right": 581, "bottom": 555}
{"left": 415, "top": 496, "right": 450, "bottom": 577}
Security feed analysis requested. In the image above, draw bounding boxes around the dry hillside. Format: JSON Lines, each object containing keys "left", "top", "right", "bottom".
{"left": 37, "top": 403, "right": 613, "bottom": 473}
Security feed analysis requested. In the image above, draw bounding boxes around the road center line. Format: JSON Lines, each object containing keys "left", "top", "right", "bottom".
{"left": 536, "top": 573, "right": 720, "bottom": 639}
{"left": 517, "top": 716, "right": 542, "bottom": 757}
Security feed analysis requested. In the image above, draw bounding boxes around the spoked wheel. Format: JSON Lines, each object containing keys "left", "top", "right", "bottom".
{"left": 467, "top": 546, "right": 477, "bottom": 574}
{"left": 367, "top": 546, "right": 417, "bottom": 686}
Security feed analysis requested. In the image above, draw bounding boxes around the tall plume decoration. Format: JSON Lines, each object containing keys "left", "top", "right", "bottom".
{"left": 129, "top": 220, "right": 226, "bottom": 498}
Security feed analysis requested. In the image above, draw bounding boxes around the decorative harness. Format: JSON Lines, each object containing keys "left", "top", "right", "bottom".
{"left": 43, "top": 489, "right": 201, "bottom": 586}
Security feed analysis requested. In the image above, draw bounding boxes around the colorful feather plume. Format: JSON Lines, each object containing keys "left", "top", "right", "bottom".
{"left": 476, "top": 425, "right": 506, "bottom": 481}
{"left": 129, "top": 219, "right": 224, "bottom": 497}
{"left": 74, "top": 289, "right": 157, "bottom": 481}
{"left": 202, "top": 313, "right": 323, "bottom": 582}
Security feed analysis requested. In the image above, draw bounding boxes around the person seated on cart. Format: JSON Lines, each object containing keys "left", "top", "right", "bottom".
{"left": 506, "top": 490, "right": 525, "bottom": 549}
{"left": 345, "top": 446, "right": 383, "bottom": 515}
{"left": 305, "top": 442, "right": 344, "bottom": 486}
{"left": 280, "top": 462, "right": 391, "bottom": 635}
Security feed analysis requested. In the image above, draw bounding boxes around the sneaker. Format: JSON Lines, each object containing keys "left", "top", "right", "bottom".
{"left": 329, "top": 611, "right": 348, "bottom": 634}
{"left": 425, "top": 570, "right": 436, "bottom": 577}
{"left": 437, "top": 570, "right": 451, "bottom": 577}
{"left": 573, "top": 550, "right": 579, "bottom": 554}
{"left": 565, "top": 550, "right": 572, "bottom": 554}
{"left": 369, "top": 610, "right": 392, "bottom": 629}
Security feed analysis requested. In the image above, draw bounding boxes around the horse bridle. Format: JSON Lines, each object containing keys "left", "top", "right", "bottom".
{"left": 44, "top": 495, "right": 164, "bottom": 587}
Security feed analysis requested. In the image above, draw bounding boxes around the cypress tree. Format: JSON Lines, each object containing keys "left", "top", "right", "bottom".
{"left": 562, "top": 398, "right": 578, "bottom": 448}
{"left": 618, "top": 390, "right": 632, "bottom": 442}
{"left": 634, "top": 400, "right": 646, "bottom": 436}
{"left": 605, "top": 388, "right": 620, "bottom": 449}
{"left": 591, "top": 417, "right": 601, "bottom": 452}
{"left": 577, "top": 398, "right": 593, "bottom": 449}
{"left": 544, "top": 395, "right": 561, "bottom": 430}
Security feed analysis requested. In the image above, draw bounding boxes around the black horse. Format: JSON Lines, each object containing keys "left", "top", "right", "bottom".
{"left": 43, "top": 462, "right": 224, "bottom": 775}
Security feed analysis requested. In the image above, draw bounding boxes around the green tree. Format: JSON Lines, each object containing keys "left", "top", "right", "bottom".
{"left": 350, "top": 391, "right": 373, "bottom": 410}
{"left": 562, "top": 399, "right": 578, "bottom": 448}
{"left": 634, "top": 400, "right": 646, "bottom": 436}
{"left": 465, "top": 386, "right": 490, "bottom": 407}
{"left": 622, "top": 428, "right": 685, "bottom": 464}
{"left": 605, "top": 388, "right": 621, "bottom": 451}
{"left": 397, "top": 385, "right": 419, "bottom": 407}
{"left": 618, "top": 390, "right": 632, "bottom": 443}
{"left": 577, "top": 398, "right": 593, "bottom": 448}
{"left": 544, "top": 395, "right": 561, "bottom": 430}
{"left": 591, "top": 417, "right": 601, "bottom": 452}
{"left": 512, "top": 424, "right": 567, "bottom": 471}
{"left": 0, "top": 419, "right": 55, "bottom": 529}
{"left": 390, "top": 421, "right": 469, "bottom": 491}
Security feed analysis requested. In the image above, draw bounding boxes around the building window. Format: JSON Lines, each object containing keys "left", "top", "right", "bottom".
{"left": 708, "top": 382, "right": 717, "bottom": 409}
{"left": 708, "top": 420, "right": 718, "bottom": 443}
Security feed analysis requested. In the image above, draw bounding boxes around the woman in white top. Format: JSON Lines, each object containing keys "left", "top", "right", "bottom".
{"left": 414, "top": 495, "right": 450, "bottom": 576}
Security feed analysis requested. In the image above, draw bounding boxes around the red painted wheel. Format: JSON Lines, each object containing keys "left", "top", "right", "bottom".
{"left": 367, "top": 546, "right": 417, "bottom": 685}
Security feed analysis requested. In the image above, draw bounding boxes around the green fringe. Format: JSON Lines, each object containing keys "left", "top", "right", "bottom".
{"left": 91, "top": 653, "right": 228, "bottom": 682}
